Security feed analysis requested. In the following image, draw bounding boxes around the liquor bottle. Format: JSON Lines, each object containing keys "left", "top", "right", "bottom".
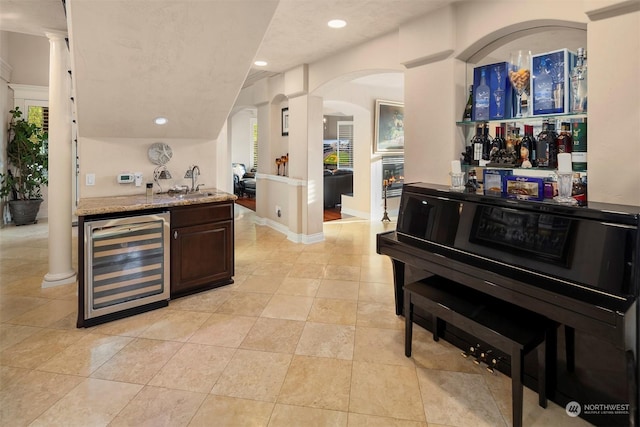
{"left": 462, "top": 85, "right": 473, "bottom": 121}
{"left": 519, "top": 125, "right": 535, "bottom": 167}
{"left": 482, "top": 123, "right": 492, "bottom": 161}
{"left": 529, "top": 126, "right": 536, "bottom": 165}
{"left": 570, "top": 48, "right": 588, "bottom": 113}
{"left": 474, "top": 69, "right": 490, "bottom": 121}
{"left": 556, "top": 122, "right": 573, "bottom": 154}
{"left": 505, "top": 126, "right": 515, "bottom": 154}
{"left": 471, "top": 124, "right": 484, "bottom": 165}
{"left": 509, "top": 127, "right": 522, "bottom": 165}
{"left": 536, "top": 119, "right": 558, "bottom": 168}
{"left": 490, "top": 126, "right": 505, "bottom": 162}
{"left": 572, "top": 119, "right": 588, "bottom": 171}
{"left": 572, "top": 173, "right": 587, "bottom": 206}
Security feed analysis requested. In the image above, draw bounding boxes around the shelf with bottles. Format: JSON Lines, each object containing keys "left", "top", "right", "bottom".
{"left": 460, "top": 118, "right": 588, "bottom": 176}
{"left": 456, "top": 111, "right": 587, "bottom": 127}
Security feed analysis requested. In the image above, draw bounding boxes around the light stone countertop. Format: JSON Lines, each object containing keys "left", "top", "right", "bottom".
{"left": 76, "top": 189, "right": 237, "bottom": 216}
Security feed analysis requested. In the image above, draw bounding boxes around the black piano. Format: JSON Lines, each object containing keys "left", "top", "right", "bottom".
{"left": 377, "top": 182, "right": 639, "bottom": 426}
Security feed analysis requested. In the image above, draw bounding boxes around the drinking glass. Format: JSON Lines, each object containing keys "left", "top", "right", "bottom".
{"left": 508, "top": 50, "right": 531, "bottom": 118}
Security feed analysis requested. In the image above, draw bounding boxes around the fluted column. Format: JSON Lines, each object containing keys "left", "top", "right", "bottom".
{"left": 42, "top": 32, "right": 76, "bottom": 288}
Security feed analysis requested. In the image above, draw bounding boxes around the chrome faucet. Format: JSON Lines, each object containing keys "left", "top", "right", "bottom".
{"left": 190, "top": 165, "right": 200, "bottom": 192}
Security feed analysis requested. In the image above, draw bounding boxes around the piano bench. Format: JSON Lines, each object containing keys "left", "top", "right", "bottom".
{"left": 404, "top": 276, "right": 557, "bottom": 427}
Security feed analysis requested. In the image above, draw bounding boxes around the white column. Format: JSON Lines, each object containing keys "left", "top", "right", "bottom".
{"left": 42, "top": 32, "right": 76, "bottom": 288}
{"left": 287, "top": 94, "right": 324, "bottom": 242}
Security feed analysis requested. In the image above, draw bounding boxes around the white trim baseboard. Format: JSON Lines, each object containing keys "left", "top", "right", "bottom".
{"left": 253, "top": 215, "right": 324, "bottom": 244}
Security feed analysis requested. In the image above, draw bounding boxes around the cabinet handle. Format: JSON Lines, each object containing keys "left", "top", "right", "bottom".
{"left": 174, "top": 231, "right": 177, "bottom": 239}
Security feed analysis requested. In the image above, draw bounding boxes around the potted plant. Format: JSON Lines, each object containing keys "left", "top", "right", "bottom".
{"left": 0, "top": 107, "right": 48, "bottom": 225}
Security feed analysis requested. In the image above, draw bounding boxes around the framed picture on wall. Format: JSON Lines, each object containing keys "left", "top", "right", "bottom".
{"left": 281, "top": 108, "right": 289, "bottom": 136}
{"left": 374, "top": 100, "right": 404, "bottom": 154}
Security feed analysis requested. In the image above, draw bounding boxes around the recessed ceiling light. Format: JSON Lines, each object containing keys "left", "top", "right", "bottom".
{"left": 328, "top": 19, "right": 346, "bottom": 29}
{"left": 154, "top": 117, "right": 168, "bottom": 125}
{"left": 254, "top": 60, "right": 268, "bottom": 67}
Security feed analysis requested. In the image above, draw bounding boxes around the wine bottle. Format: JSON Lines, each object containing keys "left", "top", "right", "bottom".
{"left": 471, "top": 124, "right": 484, "bottom": 165}
{"left": 462, "top": 85, "right": 473, "bottom": 121}
{"left": 492, "top": 126, "right": 505, "bottom": 149}
{"left": 536, "top": 119, "right": 558, "bottom": 168}
{"left": 547, "top": 122, "right": 559, "bottom": 169}
{"left": 519, "top": 125, "right": 535, "bottom": 168}
{"left": 556, "top": 122, "right": 572, "bottom": 154}
{"left": 474, "top": 69, "right": 490, "bottom": 121}
{"left": 490, "top": 126, "right": 505, "bottom": 162}
{"left": 482, "top": 123, "right": 492, "bottom": 161}
{"left": 570, "top": 48, "right": 588, "bottom": 113}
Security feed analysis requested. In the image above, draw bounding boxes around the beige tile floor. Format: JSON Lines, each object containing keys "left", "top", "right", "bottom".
{"left": 0, "top": 206, "right": 593, "bottom": 426}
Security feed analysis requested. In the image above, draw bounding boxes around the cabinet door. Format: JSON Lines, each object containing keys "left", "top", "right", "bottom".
{"left": 171, "top": 220, "right": 233, "bottom": 297}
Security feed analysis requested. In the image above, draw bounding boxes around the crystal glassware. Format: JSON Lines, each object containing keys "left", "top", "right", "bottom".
{"left": 554, "top": 172, "right": 577, "bottom": 205}
{"left": 493, "top": 66, "right": 504, "bottom": 118}
{"left": 508, "top": 50, "right": 531, "bottom": 118}
{"left": 449, "top": 172, "right": 465, "bottom": 191}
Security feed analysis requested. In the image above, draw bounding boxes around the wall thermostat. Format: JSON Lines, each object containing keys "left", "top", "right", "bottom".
{"left": 117, "top": 173, "right": 135, "bottom": 184}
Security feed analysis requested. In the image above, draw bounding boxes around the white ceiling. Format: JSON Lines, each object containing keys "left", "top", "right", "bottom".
{"left": 0, "top": 0, "right": 454, "bottom": 139}
{"left": 0, "top": 1, "right": 586, "bottom": 139}
{"left": 68, "top": 0, "right": 279, "bottom": 139}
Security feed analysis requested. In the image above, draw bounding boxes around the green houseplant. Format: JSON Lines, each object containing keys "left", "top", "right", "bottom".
{"left": 1, "top": 107, "right": 48, "bottom": 225}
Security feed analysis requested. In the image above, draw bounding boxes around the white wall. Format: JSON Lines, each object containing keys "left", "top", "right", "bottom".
{"left": 230, "top": 108, "right": 255, "bottom": 168}
{"left": 5, "top": 32, "right": 49, "bottom": 86}
{"left": 587, "top": 9, "right": 640, "bottom": 205}
{"left": 78, "top": 137, "right": 217, "bottom": 197}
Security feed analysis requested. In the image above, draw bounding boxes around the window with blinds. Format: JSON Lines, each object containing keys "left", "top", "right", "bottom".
{"left": 251, "top": 118, "right": 258, "bottom": 169}
{"left": 336, "top": 121, "right": 353, "bottom": 169}
{"left": 27, "top": 106, "right": 49, "bottom": 132}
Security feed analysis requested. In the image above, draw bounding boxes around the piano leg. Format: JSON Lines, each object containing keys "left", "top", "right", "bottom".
{"left": 512, "top": 343, "right": 524, "bottom": 427}
{"left": 565, "top": 326, "right": 575, "bottom": 373}
{"left": 538, "top": 323, "right": 557, "bottom": 408}
{"left": 433, "top": 315, "right": 444, "bottom": 342}
{"left": 392, "top": 259, "right": 405, "bottom": 316}
{"left": 404, "top": 290, "right": 413, "bottom": 357}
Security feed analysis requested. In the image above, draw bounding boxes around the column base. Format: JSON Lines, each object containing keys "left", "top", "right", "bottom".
{"left": 42, "top": 270, "right": 77, "bottom": 288}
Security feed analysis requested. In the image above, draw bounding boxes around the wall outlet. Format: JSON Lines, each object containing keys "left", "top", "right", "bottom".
{"left": 134, "top": 172, "right": 143, "bottom": 187}
{"left": 275, "top": 205, "right": 282, "bottom": 217}
{"left": 86, "top": 173, "right": 95, "bottom": 186}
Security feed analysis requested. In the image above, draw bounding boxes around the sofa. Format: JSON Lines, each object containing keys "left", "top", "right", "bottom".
{"left": 323, "top": 169, "right": 353, "bottom": 208}
{"left": 232, "top": 163, "right": 256, "bottom": 197}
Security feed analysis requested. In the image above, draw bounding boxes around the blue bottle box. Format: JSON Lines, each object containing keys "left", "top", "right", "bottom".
{"left": 472, "top": 62, "right": 513, "bottom": 121}
{"left": 531, "top": 49, "right": 576, "bottom": 115}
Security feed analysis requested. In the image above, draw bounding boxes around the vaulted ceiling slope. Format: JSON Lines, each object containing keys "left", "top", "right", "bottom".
{"left": 67, "top": 0, "right": 279, "bottom": 139}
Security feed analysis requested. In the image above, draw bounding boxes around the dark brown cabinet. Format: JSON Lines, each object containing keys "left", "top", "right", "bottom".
{"left": 170, "top": 202, "right": 234, "bottom": 298}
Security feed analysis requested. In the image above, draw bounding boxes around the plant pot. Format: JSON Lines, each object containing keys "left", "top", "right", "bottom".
{"left": 8, "top": 199, "right": 43, "bottom": 226}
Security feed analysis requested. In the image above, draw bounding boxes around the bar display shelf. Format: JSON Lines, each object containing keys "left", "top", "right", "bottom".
{"left": 456, "top": 112, "right": 587, "bottom": 127}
